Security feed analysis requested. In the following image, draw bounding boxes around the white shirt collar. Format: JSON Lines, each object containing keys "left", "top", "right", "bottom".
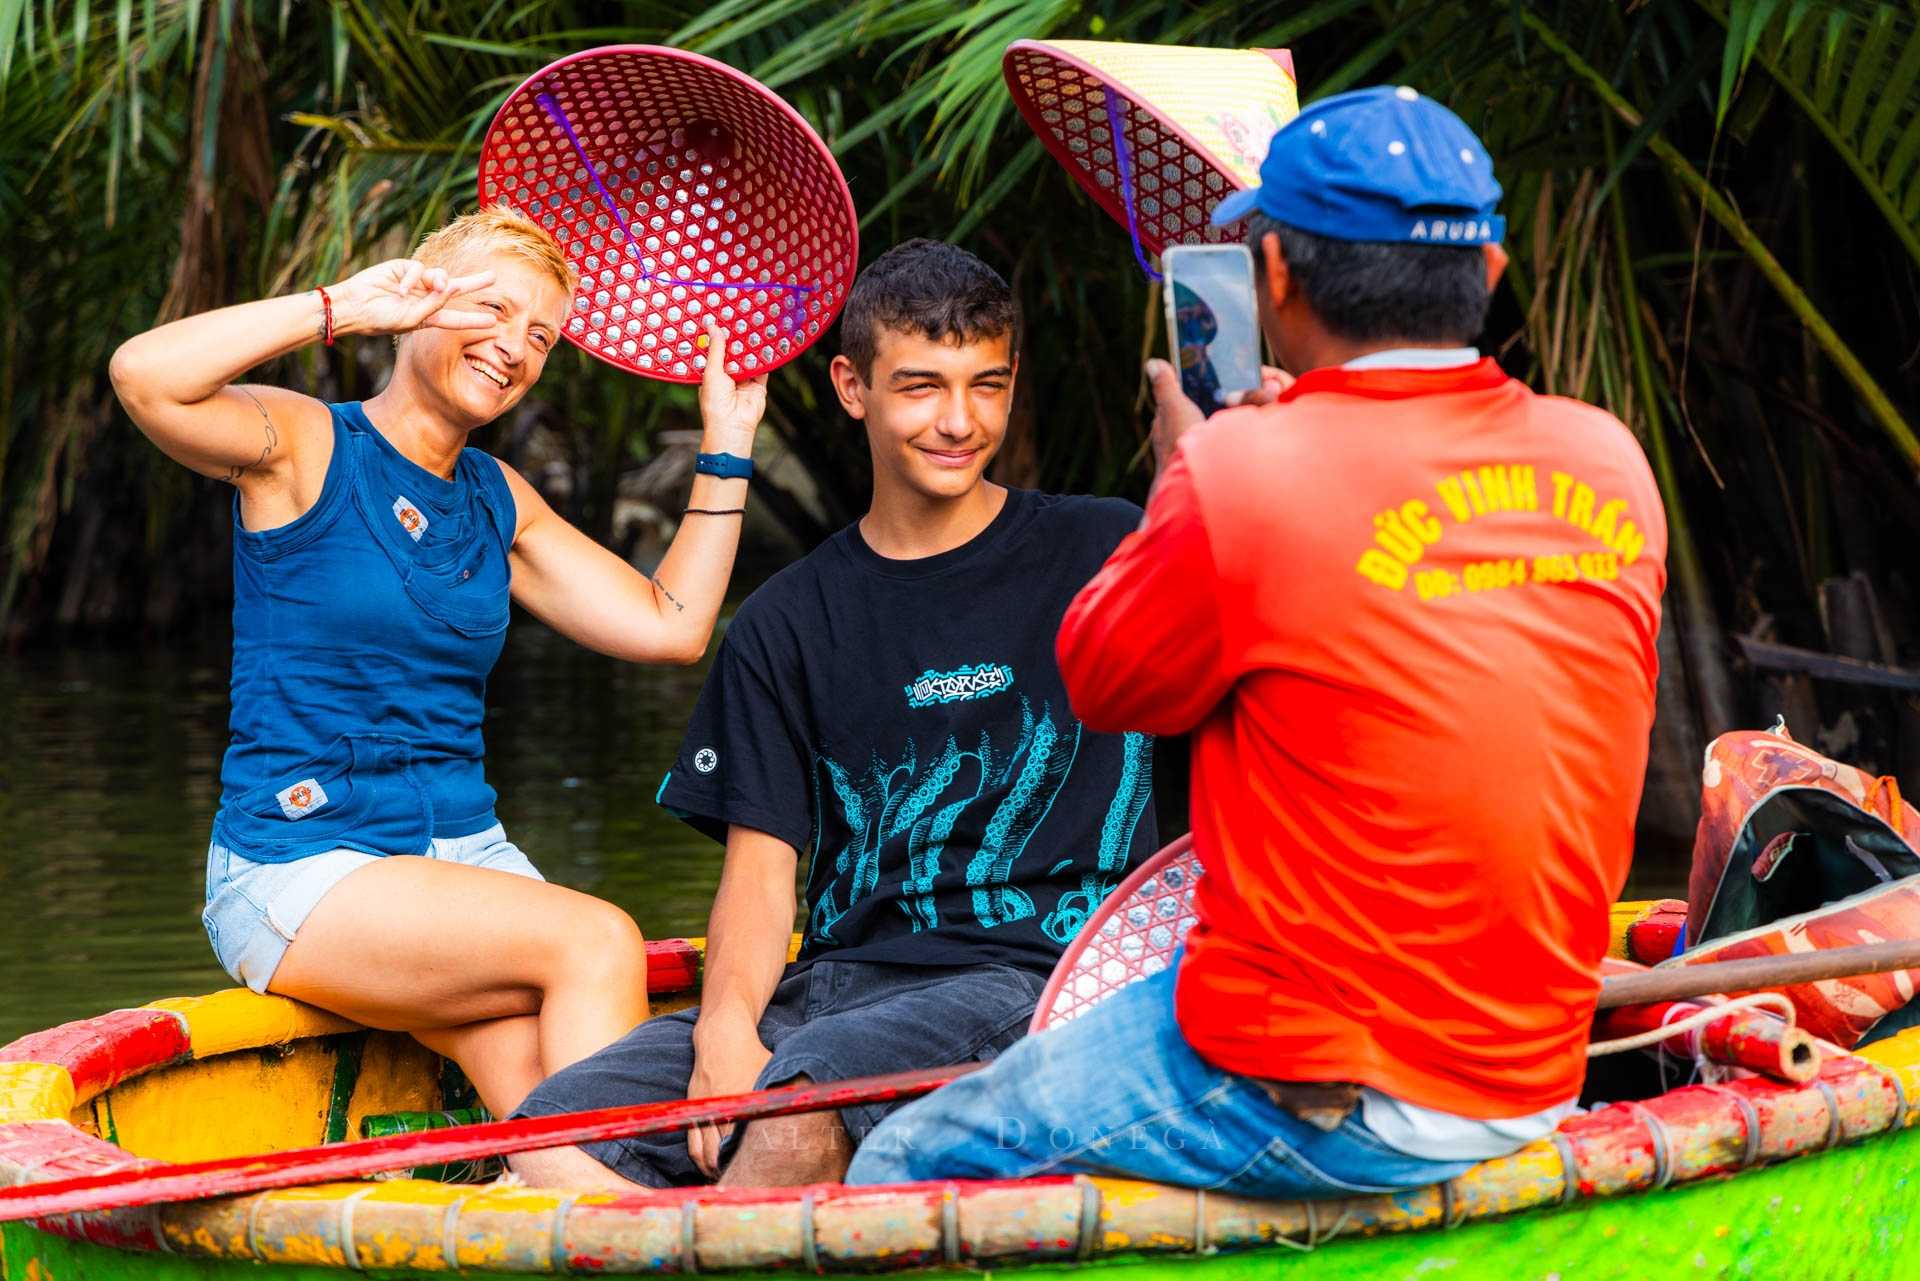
{"left": 1340, "top": 347, "right": 1481, "bottom": 371}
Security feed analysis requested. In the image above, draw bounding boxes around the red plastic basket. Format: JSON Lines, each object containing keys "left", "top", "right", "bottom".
{"left": 1031, "top": 835, "right": 1201, "bottom": 1032}
{"left": 479, "top": 46, "right": 857, "bottom": 383}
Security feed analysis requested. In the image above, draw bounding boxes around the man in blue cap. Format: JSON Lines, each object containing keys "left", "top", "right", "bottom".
{"left": 845, "top": 86, "right": 1667, "bottom": 1197}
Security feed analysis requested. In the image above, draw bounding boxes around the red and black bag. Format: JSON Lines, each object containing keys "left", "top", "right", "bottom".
{"left": 1675, "top": 722, "right": 1920, "bottom": 1047}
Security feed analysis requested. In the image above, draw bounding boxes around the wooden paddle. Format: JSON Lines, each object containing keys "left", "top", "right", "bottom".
{"left": 1596, "top": 936, "right": 1920, "bottom": 1009}
{"left": 0, "top": 1063, "right": 977, "bottom": 1223}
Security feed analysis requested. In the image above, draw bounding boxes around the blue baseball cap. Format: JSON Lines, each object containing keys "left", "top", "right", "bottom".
{"left": 1210, "top": 85, "right": 1504, "bottom": 245}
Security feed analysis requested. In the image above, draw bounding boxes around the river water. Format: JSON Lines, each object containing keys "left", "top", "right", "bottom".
{"left": 0, "top": 624, "right": 730, "bottom": 1047}
{"left": 0, "top": 620, "right": 1693, "bottom": 1047}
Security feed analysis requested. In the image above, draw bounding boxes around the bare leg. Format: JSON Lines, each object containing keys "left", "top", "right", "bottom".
{"left": 514, "top": 1105, "right": 854, "bottom": 1190}
{"left": 413, "top": 1017, "right": 544, "bottom": 1118}
{"left": 510, "top": 1144, "right": 652, "bottom": 1190}
{"left": 718, "top": 1076, "right": 855, "bottom": 1187}
{"left": 270, "top": 856, "right": 649, "bottom": 1091}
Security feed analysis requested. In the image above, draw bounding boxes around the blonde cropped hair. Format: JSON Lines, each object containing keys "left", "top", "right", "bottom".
{"left": 414, "top": 205, "right": 577, "bottom": 296}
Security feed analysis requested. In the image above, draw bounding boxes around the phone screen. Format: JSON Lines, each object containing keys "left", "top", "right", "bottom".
{"left": 1162, "top": 244, "right": 1262, "bottom": 417}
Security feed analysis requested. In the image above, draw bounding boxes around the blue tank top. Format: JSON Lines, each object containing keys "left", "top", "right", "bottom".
{"left": 211, "top": 402, "right": 516, "bottom": 864}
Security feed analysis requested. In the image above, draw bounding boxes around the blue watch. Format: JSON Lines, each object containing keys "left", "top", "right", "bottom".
{"left": 695, "top": 451, "right": 754, "bottom": 480}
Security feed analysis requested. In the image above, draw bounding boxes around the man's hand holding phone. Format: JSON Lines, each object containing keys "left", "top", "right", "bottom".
{"left": 1145, "top": 361, "right": 1293, "bottom": 474}
{"left": 1144, "top": 358, "right": 1208, "bottom": 472}
{"left": 1148, "top": 241, "right": 1293, "bottom": 472}
{"left": 1223, "top": 365, "right": 1295, "bottom": 407}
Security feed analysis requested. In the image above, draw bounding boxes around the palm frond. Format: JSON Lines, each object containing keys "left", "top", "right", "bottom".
{"left": 1529, "top": 9, "right": 1920, "bottom": 470}
{"left": 0, "top": 0, "right": 1915, "bottom": 798}
{"left": 1711, "top": 0, "right": 1920, "bottom": 267}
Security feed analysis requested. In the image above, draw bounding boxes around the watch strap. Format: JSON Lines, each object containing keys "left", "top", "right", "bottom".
{"left": 694, "top": 451, "right": 754, "bottom": 480}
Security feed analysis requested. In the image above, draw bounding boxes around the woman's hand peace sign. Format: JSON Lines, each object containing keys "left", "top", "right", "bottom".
{"left": 328, "top": 259, "right": 497, "bottom": 338}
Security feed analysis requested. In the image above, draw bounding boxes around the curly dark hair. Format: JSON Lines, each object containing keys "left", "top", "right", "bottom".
{"left": 838, "top": 239, "right": 1021, "bottom": 382}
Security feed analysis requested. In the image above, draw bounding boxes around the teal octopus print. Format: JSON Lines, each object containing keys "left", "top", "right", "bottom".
{"left": 806, "top": 695, "right": 1098, "bottom": 942}
{"left": 1041, "top": 731, "right": 1154, "bottom": 943}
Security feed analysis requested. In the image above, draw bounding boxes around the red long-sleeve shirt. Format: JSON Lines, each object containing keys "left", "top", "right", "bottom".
{"left": 1057, "top": 359, "right": 1666, "bottom": 1118}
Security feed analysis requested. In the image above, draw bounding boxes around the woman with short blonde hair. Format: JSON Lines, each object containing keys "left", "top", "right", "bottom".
{"left": 110, "top": 205, "right": 766, "bottom": 1118}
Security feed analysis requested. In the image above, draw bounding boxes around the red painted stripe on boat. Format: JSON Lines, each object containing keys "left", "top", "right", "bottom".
{"left": 1625, "top": 900, "right": 1687, "bottom": 965}
{"left": 0, "top": 1117, "right": 170, "bottom": 1246}
{"left": 0, "top": 1121, "right": 170, "bottom": 1251}
{"left": 0, "top": 1120, "right": 163, "bottom": 1180}
{"left": 38, "top": 1206, "right": 169, "bottom": 1253}
{"left": 0, "top": 1009, "right": 192, "bottom": 1094}
{"left": 644, "top": 938, "right": 700, "bottom": 994}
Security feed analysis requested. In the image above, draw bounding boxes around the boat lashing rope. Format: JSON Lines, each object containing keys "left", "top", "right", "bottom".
{"left": 1586, "top": 992, "right": 1800, "bottom": 1057}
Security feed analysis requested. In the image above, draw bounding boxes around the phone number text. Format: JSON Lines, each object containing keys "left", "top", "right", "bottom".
{"left": 1414, "top": 553, "right": 1621, "bottom": 602}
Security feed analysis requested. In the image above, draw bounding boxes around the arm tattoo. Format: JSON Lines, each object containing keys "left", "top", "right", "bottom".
{"left": 652, "top": 575, "right": 686, "bottom": 613}
{"left": 225, "top": 389, "right": 280, "bottom": 483}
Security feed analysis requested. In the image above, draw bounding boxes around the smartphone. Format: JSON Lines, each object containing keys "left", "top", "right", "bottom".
{"left": 1161, "top": 244, "right": 1262, "bottom": 417}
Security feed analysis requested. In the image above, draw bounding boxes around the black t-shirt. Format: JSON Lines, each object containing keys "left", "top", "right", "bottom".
{"left": 658, "top": 487, "right": 1157, "bottom": 974}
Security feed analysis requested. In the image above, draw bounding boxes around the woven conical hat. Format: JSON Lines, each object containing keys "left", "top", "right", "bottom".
{"left": 1003, "top": 41, "right": 1298, "bottom": 260}
{"left": 479, "top": 46, "right": 858, "bottom": 384}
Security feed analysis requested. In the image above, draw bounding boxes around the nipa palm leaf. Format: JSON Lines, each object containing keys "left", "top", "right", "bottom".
{"left": 1715, "top": 0, "right": 1920, "bottom": 266}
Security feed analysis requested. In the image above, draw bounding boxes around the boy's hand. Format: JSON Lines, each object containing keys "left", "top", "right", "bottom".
{"left": 687, "top": 1011, "right": 775, "bottom": 1178}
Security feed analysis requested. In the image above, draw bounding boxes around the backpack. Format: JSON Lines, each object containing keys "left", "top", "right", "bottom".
{"left": 1675, "top": 722, "right": 1920, "bottom": 1047}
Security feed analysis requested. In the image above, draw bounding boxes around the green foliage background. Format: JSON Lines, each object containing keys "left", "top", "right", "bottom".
{"left": 4, "top": 0, "right": 1920, "bottom": 832}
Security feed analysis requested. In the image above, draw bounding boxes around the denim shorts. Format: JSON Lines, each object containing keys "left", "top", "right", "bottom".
{"left": 512, "top": 958, "right": 1048, "bottom": 1187}
{"left": 846, "top": 964, "right": 1483, "bottom": 1199}
{"left": 202, "top": 823, "right": 544, "bottom": 994}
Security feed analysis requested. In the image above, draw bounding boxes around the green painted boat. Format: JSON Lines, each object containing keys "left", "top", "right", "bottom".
{"left": 3, "top": 896, "right": 1919, "bottom": 1281}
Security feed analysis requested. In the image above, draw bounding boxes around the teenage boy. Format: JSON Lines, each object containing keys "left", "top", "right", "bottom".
{"left": 511, "top": 240, "right": 1157, "bottom": 1189}
{"left": 849, "top": 88, "right": 1667, "bottom": 1197}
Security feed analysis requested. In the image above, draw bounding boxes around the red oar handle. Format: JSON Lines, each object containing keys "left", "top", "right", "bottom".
{"left": 0, "top": 1063, "right": 976, "bottom": 1223}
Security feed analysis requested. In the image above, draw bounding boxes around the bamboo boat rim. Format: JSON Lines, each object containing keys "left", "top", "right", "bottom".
{"left": 2, "top": 915, "right": 1920, "bottom": 1273}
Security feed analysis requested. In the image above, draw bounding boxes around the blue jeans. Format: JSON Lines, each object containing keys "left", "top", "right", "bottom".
{"left": 515, "top": 960, "right": 1047, "bottom": 1187}
{"left": 844, "top": 966, "right": 1478, "bottom": 1198}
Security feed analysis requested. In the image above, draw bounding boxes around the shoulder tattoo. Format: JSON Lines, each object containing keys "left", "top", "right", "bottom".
{"left": 225, "top": 388, "right": 280, "bottom": 484}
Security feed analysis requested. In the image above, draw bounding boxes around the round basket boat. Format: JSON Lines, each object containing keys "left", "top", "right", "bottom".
{"left": 4, "top": 899, "right": 1920, "bottom": 1281}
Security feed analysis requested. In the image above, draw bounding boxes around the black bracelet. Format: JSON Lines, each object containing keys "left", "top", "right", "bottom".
{"left": 684, "top": 507, "right": 746, "bottom": 516}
